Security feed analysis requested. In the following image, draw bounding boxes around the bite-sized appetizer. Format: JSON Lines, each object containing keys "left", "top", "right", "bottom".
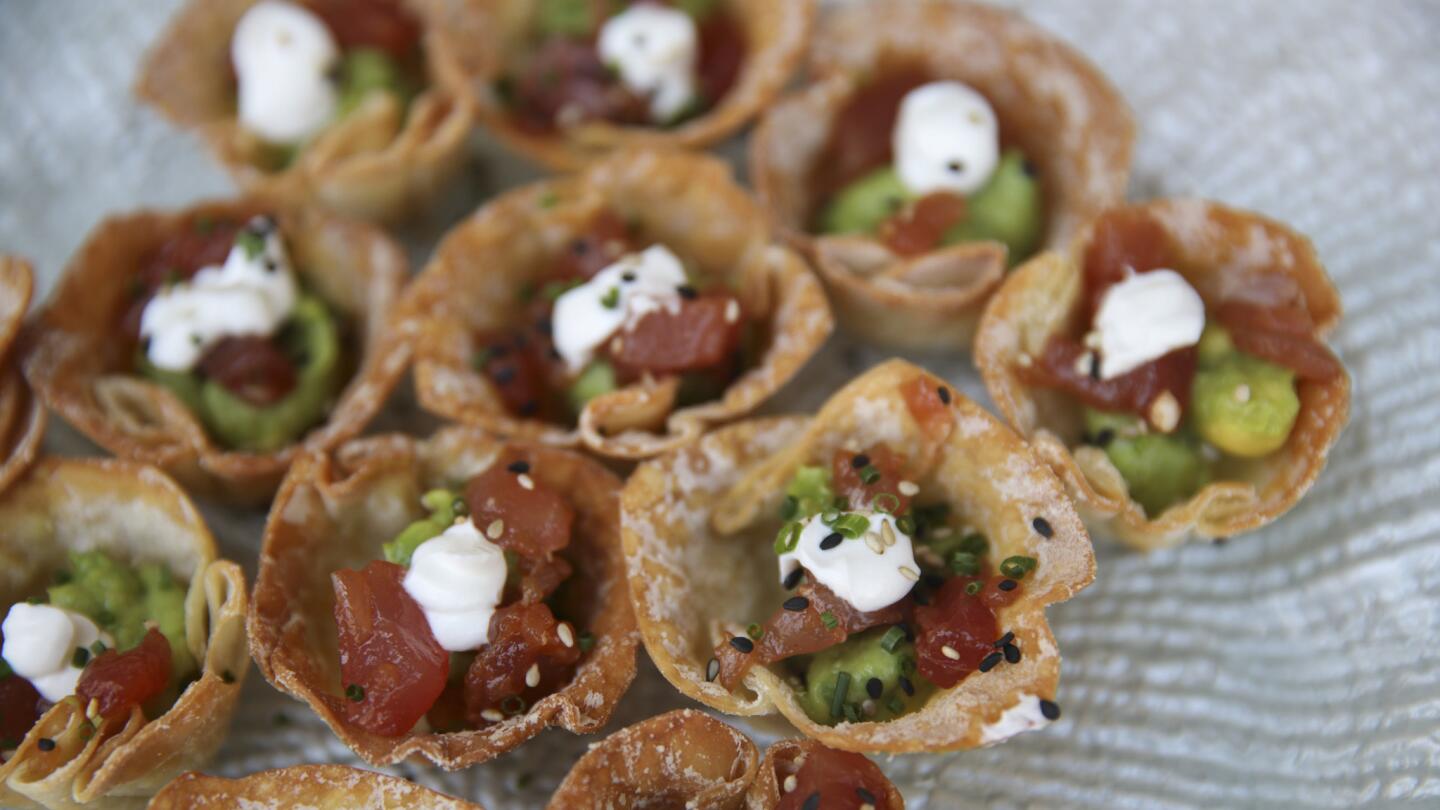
{"left": 622, "top": 360, "right": 1094, "bottom": 751}
{"left": 0, "top": 258, "right": 44, "bottom": 495}
{"left": 449, "top": 0, "right": 814, "bottom": 169}
{"left": 248, "top": 427, "right": 637, "bottom": 767}
{"left": 750, "top": 0, "right": 1133, "bottom": 350}
{"left": 400, "top": 148, "right": 831, "bottom": 459}
{"left": 151, "top": 765, "right": 483, "bottom": 809}
{"left": 976, "top": 200, "right": 1350, "bottom": 549}
{"left": 23, "top": 200, "right": 409, "bottom": 505}
{"left": 548, "top": 709, "right": 904, "bottom": 809}
{"left": 137, "top": 0, "right": 475, "bottom": 222}
{"left": 0, "top": 458, "right": 247, "bottom": 808}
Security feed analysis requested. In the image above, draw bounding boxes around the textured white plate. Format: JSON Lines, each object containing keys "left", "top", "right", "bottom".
{"left": 3, "top": 0, "right": 1439, "bottom": 807}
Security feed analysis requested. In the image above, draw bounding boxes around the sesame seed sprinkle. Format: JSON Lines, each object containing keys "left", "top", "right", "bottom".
{"left": 866, "top": 677, "right": 883, "bottom": 698}
{"left": 1039, "top": 698, "right": 1062, "bottom": 720}
{"left": 898, "top": 565, "right": 920, "bottom": 581}
{"left": 941, "top": 645, "right": 961, "bottom": 660}
{"left": 898, "top": 480, "right": 919, "bottom": 496}
{"left": 1004, "top": 643, "right": 1021, "bottom": 664}
{"left": 525, "top": 663, "right": 540, "bottom": 688}
{"left": 506, "top": 460, "right": 530, "bottom": 474}
{"left": 858, "top": 787, "right": 878, "bottom": 804}
{"left": 1032, "top": 516, "right": 1054, "bottom": 538}
{"left": 557, "top": 623, "right": 575, "bottom": 648}
{"left": 865, "top": 533, "right": 884, "bottom": 554}
{"left": 724, "top": 299, "right": 740, "bottom": 323}
{"left": 481, "top": 709, "right": 504, "bottom": 723}
{"left": 994, "top": 631, "right": 1014, "bottom": 648}
{"left": 820, "top": 532, "right": 843, "bottom": 551}
{"left": 937, "top": 385, "right": 951, "bottom": 404}
{"left": 979, "top": 652, "right": 1002, "bottom": 672}
{"left": 729, "top": 636, "right": 754, "bottom": 654}
{"left": 486, "top": 519, "right": 505, "bottom": 539}
{"left": 998, "top": 578, "right": 1018, "bottom": 591}
{"left": 517, "top": 474, "right": 535, "bottom": 491}
{"left": 802, "top": 792, "right": 820, "bottom": 810}
{"left": 851, "top": 453, "right": 870, "bottom": 469}
{"left": 783, "top": 596, "right": 809, "bottom": 611}
{"left": 783, "top": 775, "right": 797, "bottom": 793}
{"left": 880, "top": 521, "right": 897, "bottom": 547}
{"left": 706, "top": 658, "right": 720, "bottom": 682}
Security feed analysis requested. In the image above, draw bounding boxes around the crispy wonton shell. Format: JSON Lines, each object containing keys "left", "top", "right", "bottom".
{"left": 621, "top": 359, "right": 1095, "bottom": 752}
{"left": 0, "top": 257, "right": 45, "bottom": 496}
{"left": 136, "top": 0, "right": 476, "bottom": 223}
{"left": 149, "top": 765, "right": 484, "bottom": 809}
{"left": 401, "top": 148, "right": 832, "bottom": 460}
{"left": 749, "top": 0, "right": 1134, "bottom": 350}
{"left": 0, "top": 458, "right": 248, "bottom": 810}
{"left": 432, "top": 0, "right": 815, "bottom": 170}
{"left": 975, "top": 199, "right": 1350, "bottom": 550}
{"left": 23, "top": 199, "right": 410, "bottom": 506}
{"left": 248, "top": 427, "right": 638, "bottom": 768}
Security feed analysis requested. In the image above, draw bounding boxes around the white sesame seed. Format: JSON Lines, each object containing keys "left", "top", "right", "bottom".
{"left": 724, "top": 299, "right": 740, "bottom": 324}
{"left": 931, "top": 527, "right": 953, "bottom": 539}
{"left": 862, "top": 699, "right": 877, "bottom": 717}
{"left": 525, "top": 663, "right": 540, "bottom": 688}
{"left": 1017, "top": 352, "right": 1033, "bottom": 368}
{"left": 557, "top": 623, "right": 575, "bottom": 648}
{"left": 1073, "top": 351, "right": 1096, "bottom": 377}
{"left": 783, "top": 775, "right": 797, "bottom": 793}
{"left": 517, "top": 473, "right": 535, "bottom": 491}
{"left": 1083, "top": 330, "right": 1103, "bottom": 350}
{"left": 897, "top": 480, "right": 919, "bottom": 497}
{"left": 941, "top": 645, "right": 961, "bottom": 660}
{"left": 1234, "top": 383, "right": 1252, "bottom": 403}
{"left": 861, "top": 804, "right": 876, "bottom": 810}
{"left": 610, "top": 336, "right": 624, "bottom": 353}
{"left": 453, "top": 515, "right": 467, "bottom": 525}
{"left": 898, "top": 566, "right": 920, "bottom": 582}
{"left": 486, "top": 519, "right": 505, "bottom": 539}
{"left": 481, "top": 709, "right": 504, "bottom": 723}
{"left": 880, "top": 521, "right": 897, "bottom": 547}
{"left": 1149, "top": 391, "right": 1181, "bottom": 433}
{"left": 865, "top": 533, "right": 884, "bottom": 554}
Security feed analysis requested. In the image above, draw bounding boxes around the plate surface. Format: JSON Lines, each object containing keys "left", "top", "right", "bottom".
{"left": 3, "top": 0, "right": 1439, "bottom": 807}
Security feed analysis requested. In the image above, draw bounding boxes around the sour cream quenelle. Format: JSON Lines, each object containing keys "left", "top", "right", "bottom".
{"left": 231, "top": 0, "right": 341, "bottom": 144}
{"left": 402, "top": 519, "right": 509, "bottom": 652}
{"left": 597, "top": 3, "right": 699, "bottom": 122}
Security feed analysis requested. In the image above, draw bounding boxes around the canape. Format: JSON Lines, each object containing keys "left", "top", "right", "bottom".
{"left": 137, "top": 0, "right": 476, "bottom": 222}
{"left": 622, "top": 360, "right": 1094, "bottom": 751}
{"left": 248, "top": 427, "right": 637, "bottom": 768}
{"left": 975, "top": 200, "right": 1350, "bottom": 549}
{"left": 0, "top": 257, "right": 45, "bottom": 496}
{"left": 0, "top": 458, "right": 247, "bottom": 808}
{"left": 24, "top": 200, "right": 410, "bottom": 505}
{"left": 401, "top": 147, "right": 832, "bottom": 459}
{"left": 150, "top": 765, "right": 483, "bottom": 809}
{"left": 447, "top": 0, "right": 815, "bottom": 170}
{"left": 750, "top": 0, "right": 1134, "bottom": 350}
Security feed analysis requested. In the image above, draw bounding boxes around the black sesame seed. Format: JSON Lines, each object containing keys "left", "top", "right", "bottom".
{"left": 866, "top": 677, "right": 883, "bottom": 699}
{"left": 937, "top": 385, "right": 951, "bottom": 404}
{"left": 519, "top": 401, "right": 539, "bottom": 416}
{"left": 898, "top": 675, "right": 914, "bottom": 696}
{"left": 221, "top": 669, "right": 236, "bottom": 684}
{"left": 621, "top": 271, "right": 637, "bottom": 282}
{"left": 493, "top": 366, "right": 516, "bottom": 384}
{"left": 922, "top": 573, "right": 945, "bottom": 589}
{"left": 507, "top": 460, "right": 531, "bottom": 474}
{"left": 857, "top": 787, "right": 878, "bottom": 804}
{"left": 850, "top": 453, "right": 871, "bottom": 469}
{"left": 1096, "top": 428, "right": 1115, "bottom": 447}
{"left": 1089, "top": 354, "right": 1101, "bottom": 380}
{"left": 783, "top": 596, "right": 809, "bottom": 612}
{"left": 677, "top": 284, "right": 698, "bottom": 300}
{"left": 819, "top": 532, "right": 843, "bottom": 551}
{"left": 548, "top": 347, "right": 562, "bottom": 361}
{"left": 264, "top": 259, "right": 278, "bottom": 273}
{"left": 1032, "top": 517, "right": 1054, "bottom": 538}
{"left": 947, "top": 159, "right": 965, "bottom": 173}
{"left": 1004, "top": 643, "right": 1021, "bottom": 664}
{"left": 570, "top": 239, "right": 589, "bottom": 255}
{"left": 783, "top": 569, "right": 804, "bottom": 590}
{"left": 994, "top": 631, "right": 1014, "bottom": 648}
{"left": 37, "top": 738, "right": 55, "bottom": 752}
{"left": 706, "top": 658, "right": 720, "bottom": 682}
{"left": 1039, "top": 698, "right": 1061, "bottom": 720}
{"left": 1022, "top": 160, "right": 1038, "bottom": 177}
{"left": 979, "top": 652, "right": 1003, "bottom": 672}
{"left": 729, "top": 636, "right": 754, "bottom": 654}
{"left": 535, "top": 318, "right": 552, "bottom": 336}
{"left": 802, "top": 792, "right": 820, "bottom": 810}
{"left": 998, "top": 578, "right": 1018, "bottom": 592}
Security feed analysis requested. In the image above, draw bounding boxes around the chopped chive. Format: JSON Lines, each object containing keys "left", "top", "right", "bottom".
{"left": 0, "top": 659, "right": 12, "bottom": 679}
{"left": 965, "top": 580, "right": 983, "bottom": 596}
{"left": 886, "top": 695, "right": 905, "bottom": 714}
{"left": 52, "top": 570, "right": 71, "bottom": 585}
{"left": 71, "top": 647, "right": 89, "bottom": 668}
{"left": 346, "top": 684, "right": 365, "bottom": 702}
{"left": 948, "top": 551, "right": 980, "bottom": 576}
{"left": 501, "top": 695, "right": 528, "bottom": 715}
{"left": 858, "top": 465, "right": 881, "bottom": 485}
{"left": 829, "top": 513, "right": 870, "bottom": 539}
{"left": 829, "top": 671, "right": 852, "bottom": 719}
{"left": 778, "top": 495, "right": 798, "bottom": 520}
{"left": 578, "top": 632, "right": 596, "bottom": 652}
{"left": 235, "top": 229, "right": 266, "bottom": 260}
{"left": 773, "top": 522, "right": 802, "bottom": 555}
{"left": 842, "top": 702, "right": 861, "bottom": 722}
{"left": 820, "top": 509, "right": 840, "bottom": 525}
{"left": 879, "top": 626, "right": 907, "bottom": 653}
{"left": 873, "top": 493, "right": 900, "bottom": 514}
{"left": 899, "top": 656, "right": 916, "bottom": 676}
{"left": 746, "top": 623, "right": 764, "bottom": 641}
{"left": 600, "top": 287, "right": 620, "bottom": 309}
{"left": 471, "top": 347, "right": 493, "bottom": 371}
{"left": 958, "top": 532, "right": 989, "bottom": 556}
{"left": 820, "top": 611, "right": 838, "bottom": 630}
{"left": 895, "top": 514, "right": 916, "bottom": 535}
{"left": 999, "top": 555, "right": 1038, "bottom": 579}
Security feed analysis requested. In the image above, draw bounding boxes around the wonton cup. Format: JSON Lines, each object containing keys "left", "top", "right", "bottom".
{"left": 621, "top": 359, "right": 1095, "bottom": 752}
{"left": 750, "top": 0, "right": 1134, "bottom": 350}
{"left": 401, "top": 148, "right": 832, "bottom": 460}
{"left": 438, "top": 0, "right": 815, "bottom": 170}
{"left": 248, "top": 427, "right": 638, "bottom": 768}
{"left": 0, "top": 458, "right": 248, "bottom": 810}
{"left": 136, "top": 0, "right": 476, "bottom": 222}
{"left": 0, "top": 257, "right": 45, "bottom": 496}
{"left": 23, "top": 199, "right": 410, "bottom": 506}
{"left": 975, "top": 199, "right": 1350, "bottom": 550}
{"left": 150, "top": 765, "right": 484, "bottom": 809}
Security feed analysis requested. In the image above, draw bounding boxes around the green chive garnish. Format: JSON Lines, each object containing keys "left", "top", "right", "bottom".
{"left": 779, "top": 495, "right": 798, "bottom": 520}
{"left": 820, "top": 611, "right": 838, "bottom": 630}
{"left": 346, "top": 684, "right": 365, "bottom": 702}
{"left": 858, "top": 465, "right": 881, "bottom": 485}
{"left": 501, "top": 695, "right": 528, "bottom": 715}
{"left": 895, "top": 514, "right": 916, "bottom": 535}
{"left": 600, "top": 287, "right": 620, "bottom": 309}
{"left": 886, "top": 695, "right": 905, "bottom": 715}
{"left": 90, "top": 640, "right": 107, "bottom": 656}
{"left": 879, "top": 626, "right": 906, "bottom": 653}
{"left": 948, "top": 551, "right": 980, "bottom": 576}
{"left": 829, "top": 671, "right": 851, "bottom": 719}
{"left": 540, "top": 279, "right": 583, "bottom": 301}
{"left": 872, "top": 493, "right": 900, "bottom": 514}
{"left": 829, "top": 513, "right": 870, "bottom": 539}
{"left": 579, "top": 632, "right": 596, "bottom": 652}
{"left": 471, "top": 347, "right": 493, "bottom": 371}
{"left": 236, "top": 229, "right": 265, "bottom": 260}
{"left": 746, "top": 623, "right": 764, "bottom": 641}
{"left": 964, "top": 580, "right": 983, "bottom": 596}
{"left": 773, "top": 521, "right": 802, "bottom": 555}
{"left": 71, "top": 647, "right": 89, "bottom": 668}
{"left": 843, "top": 702, "right": 861, "bottom": 722}
{"left": 0, "top": 659, "right": 12, "bottom": 679}
{"left": 958, "top": 532, "right": 989, "bottom": 556}
{"left": 1000, "top": 555, "right": 1038, "bottom": 579}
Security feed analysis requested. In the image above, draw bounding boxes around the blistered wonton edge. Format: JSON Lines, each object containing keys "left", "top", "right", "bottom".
{"left": 248, "top": 426, "right": 638, "bottom": 768}
{"left": 749, "top": 0, "right": 1134, "bottom": 350}
{"left": 0, "top": 257, "right": 44, "bottom": 497}
{"left": 438, "top": 0, "right": 815, "bottom": 171}
{"left": 0, "top": 458, "right": 248, "bottom": 810}
{"left": 621, "top": 359, "right": 1094, "bottom": 752}
{"left": 974, "top": 199, "right": 1350, "bottom": 550}
{"left": 22, "top": 199, "right": 411, "bottom": 506}
{"left": 149, "top": 765, "right": 484, "bottom": 809}
{"left": 135, "top": 0, "right": 476, "bottom": 223}
{"left": 400, "top": 148, "right": 832, "bottom": 460}
{"left": 745, "top": 738, "right": 906, "bottom": 810}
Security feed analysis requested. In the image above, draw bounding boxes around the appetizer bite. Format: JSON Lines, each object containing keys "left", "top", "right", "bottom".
{"left": 151, "top": 765, "right": 483, "bottom": 809}
{"left": 751, "top": 0, "right": 1133, "bottom": 349}
{"left": 976, "top": 200, "right": 1350, "bottom": 549}
{"left": 24, "top": 200, "right": 409, "bottom": 505}
{"left": 451, "top": 0, "right": 814, "bottom": 169}
{"left": 248, "top": 427, "right": 637, "bottom": 768}
{"left": 401, "top": 148, "right": 831, "bottom": 459}
{"left": 137, "top": 0, "right": 475, "bottom": 221}
{"left": 622, "top": 360, "right": 1094, "bottom": 751}
{"left": 0, "top": 458, "right": 247, "bottom": 808}
{"left": 0, "top": 258, "right": 44, "bottom": 495}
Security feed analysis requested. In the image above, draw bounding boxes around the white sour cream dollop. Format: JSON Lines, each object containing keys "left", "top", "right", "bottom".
{"left": 402, "top": 519, "right": 509, "bottom": 652}
{"left": 551, "top": 244, "right": 688, "bottom": 373}
{"left": 1094, "top": 268, "right": 1206, "bottom": 379}
{"left": 597, "top": 3, "right": 699, "bottom": 122}
{"left": 139, "top": 216, "right": 299, "bottom": 373}
{"left": 2, "top": 603, "right": 114, "bottom": 703}
{"left": 232, "top": 0, "right": 340, "bottom": 143}
{"left": 778, "top": 511, "right": 919, "bottom": 613}
{"left": 893, "top": 81, "right": 1000, "bottom": 196}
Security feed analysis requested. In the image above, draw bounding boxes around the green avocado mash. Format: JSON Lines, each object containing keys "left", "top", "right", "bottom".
{"left": 799, "top": 627, "right": 925, "bottom": 725}
{"left": 47, "top": 550, "right": 195, "bottom": 679}
{"left": 384, "top": 488, "right": 464, "bottom": 567}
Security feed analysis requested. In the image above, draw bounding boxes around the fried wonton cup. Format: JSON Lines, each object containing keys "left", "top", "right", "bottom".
{"left": 150, "top": 766, "right": 484, "bottom": 809}
{"left": 0, "top": 257, "right": 45, "bottom": 496}
{"left": 248, "top": 426, "right": 638, "bottom": 768}
{"left": 23, "top": 199, "right": 410, "bottom": 506}
{"left": 136, "top": 0, "right": 476, "bottom": 222}
{"left": 402, "top": 148, "right": 832, "bottom": 460}
{"left": 622, "top": 359, "right": 1095, "bottom": 752}
{"left": 0, "top": 458, "right": 248, "bottom": 809}
{"left": 439, "top": 0, "right": 815, "bottom": 170}
{"left": 750, "top": 0, "right": 1134, "bottom": 350}
{"left": 975, "top": 199, "right": 1350, "bottom": 550}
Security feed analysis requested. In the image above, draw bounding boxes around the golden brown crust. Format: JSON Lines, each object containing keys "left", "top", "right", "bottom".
{"left": 248, "top": 426, "right": 638, "bottom": 768}
{"left": 401, "top": 148, "right": 832, "bottom": 460}
{"left": 135, "top": 0, "right": 476, "bottom": 222}
{"left": 22, "top": 199, "right": 410, "bottom": 506}
{"left": 745, "top": 739, "right": 906, "bottom": 810}
{"left": 974, "top": 198, "right": 1351, "bottom": 549}
{"left": 0, "top": 458, "right": 248, "bottom": 809}
{"left": 440, "top": 0, "right": 815, "bottom": 171}
{"left": 0, "top": 257, "right": 45, "bottom": 497}
{"left": 621, "top": 359, "right": 1095, "bottom": 752}
{"left": 149, "top": 766, "right": 484, "bottom": 809}
{"left": 749, "top": 0, "right": 1134, "bottom": 350}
